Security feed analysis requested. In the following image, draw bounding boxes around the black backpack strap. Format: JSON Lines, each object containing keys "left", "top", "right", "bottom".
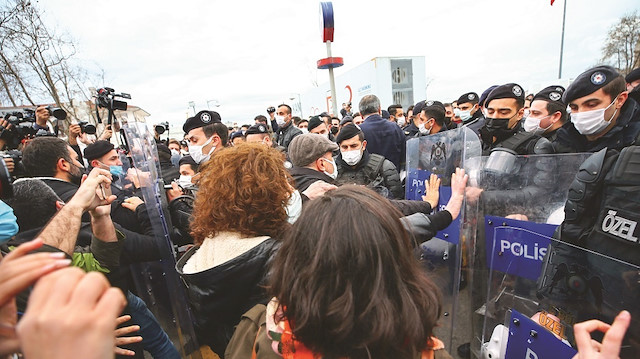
{"left": 363, "top": 154, "right": 385, "bottom": 182}
{"left": 498, "top": 131, "right": 540, "bottom": 154}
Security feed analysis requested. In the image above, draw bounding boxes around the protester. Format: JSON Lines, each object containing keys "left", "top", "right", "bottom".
{"left": 226, "top": 185, "right": 449, "bottom": 358}
{"left": 388, "top": 104, "right": 405, "bottom": 126}
{"left": 177, "top": 155, "right": 198, "bottom": 189}
{"left": 274, "top": 104, "right": 302, "bottom": 150}
{"left": 167, "top": 139, "right": 182, "bottom": 167}
{"left": 176, "top": 143, "right": 292, "bottom": 355}
{"left": 296, "top": 118, "right": 309, "bottom": 132}
{"left": 156, "top": 143, "right": 180, "bottom": 184}
{"left": 358, "top": 95, "right": 406, "bottom": 169}
{"left": 287, "top": 133, "right": 340, "bottom": 193}
{"left": 287, "top": 133, "right": 456, "bottom": 220}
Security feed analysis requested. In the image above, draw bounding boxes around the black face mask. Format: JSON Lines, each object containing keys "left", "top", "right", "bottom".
{"left": 485, "top": 115, "right": 517, "bottom": 142}
{"left": 444, "top": 116, "right": 453, "bottom": 127}
{"left": 68, "top": 161, "right": 86, "bottom": 186}
{"left": 330, "top": 127, "right": 339, "bottom": 135}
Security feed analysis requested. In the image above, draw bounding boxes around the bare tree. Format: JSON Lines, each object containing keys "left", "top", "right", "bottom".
{"left": 0, "top": 0, "right": 101, "bottom": 122}
{"left": 601, "top": 11, "right": 640, "bottom": 76}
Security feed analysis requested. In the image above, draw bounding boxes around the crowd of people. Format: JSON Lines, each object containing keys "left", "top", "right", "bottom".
{"left": 0, "top": 63, "right": 638, "bottom": 359}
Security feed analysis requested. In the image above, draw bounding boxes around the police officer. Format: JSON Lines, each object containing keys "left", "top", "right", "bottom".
{"left": 522, "top": 85, "right": 567, "bottom": 143}
{"left": 481, "top": 83, "right": 554, "bottom": 155}
{"left": 553, "top": 65, "right": 640, "bottom": 153}
{"left": 412, "top": 100, "right": 447, "bottom": 137}
{"left": 455, "top": 92, "right": 485, "bottom": 137}
{"left": 403, "top": 100, "right": 424, "bottom": 138}
{"left": 626, "top": 67, "right": 640, "bottom": 104}
{"left": 245, "top": 123, "right": 293, "bottom": 168}
{"left": 182, "top": 110, "right": 228, "bottom": 165}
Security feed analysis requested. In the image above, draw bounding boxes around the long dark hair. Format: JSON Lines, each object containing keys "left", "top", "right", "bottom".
{"left": 269, "top": 185, "right": 442, "bottom": 358}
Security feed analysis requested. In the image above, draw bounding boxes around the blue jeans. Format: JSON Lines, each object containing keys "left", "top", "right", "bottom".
{"left": 126, "top": 291, "right": 181, "bottom": 359}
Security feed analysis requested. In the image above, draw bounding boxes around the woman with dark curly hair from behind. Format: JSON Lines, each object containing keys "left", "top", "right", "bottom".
{"left": 226, "top": 184, "right": 456, "bottom": 359}
{"left": 176, "top": 143, "right": 292, "bottom": 355}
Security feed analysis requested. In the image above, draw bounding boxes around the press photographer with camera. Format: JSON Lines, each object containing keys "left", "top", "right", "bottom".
{"left": 33, "top": 105, "right": 52, "bottom": 133}
{"left": 0, "top": 118, "right": 18, "bottom": 174}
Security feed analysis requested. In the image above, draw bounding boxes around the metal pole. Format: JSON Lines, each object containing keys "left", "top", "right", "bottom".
{"left": 298, "top": 94, "right": 304, "bottom": 118}
{"left": 558, "top": 0, "right": 567, "bottom": 79}
{"left": 326, "top": 41, "right": 339, "bottom": 117}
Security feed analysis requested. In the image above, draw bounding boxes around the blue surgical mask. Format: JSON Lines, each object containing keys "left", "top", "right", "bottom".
{"left": 0, "top": 200, "right": 18, "bottom": 244}
{"left": 109, "top": 165, "right": 124, "bottom": 178}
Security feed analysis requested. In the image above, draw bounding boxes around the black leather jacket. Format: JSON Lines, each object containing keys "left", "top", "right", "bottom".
{"left": 276, "top": 121, "right": 302, "bottom": 151}
{"left": 176, "top": 238, "right": 280, "bottom": 355}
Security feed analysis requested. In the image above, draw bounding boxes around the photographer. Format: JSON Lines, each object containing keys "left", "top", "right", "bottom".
{"left": 66, "top": 121, "right": 86, "bottom": 164}
{"left": 33, "top": 105, "right": 52, "bottom": 134}
{"left": 0, "top": 118, "right": 18, "bottom": 174}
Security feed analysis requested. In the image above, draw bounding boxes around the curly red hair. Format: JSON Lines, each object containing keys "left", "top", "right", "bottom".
{"left": 190, "top": 143, "right": 292, "bottom": 244}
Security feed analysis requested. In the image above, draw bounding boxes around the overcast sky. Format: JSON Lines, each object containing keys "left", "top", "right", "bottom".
{"left": 39, "top": 0, "right": 638, "bottom": 130}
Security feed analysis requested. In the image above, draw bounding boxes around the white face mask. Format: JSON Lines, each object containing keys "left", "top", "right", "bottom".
{"left": 455, "top": 108, "right": 473, "bottom": 122}
{"left": 188, "top": 136, "right": 215, "bottom": 164}
{"left": 341, "top": 146, "right": 363, "bottom": 166}
{"left": 321, "top": 157, "right": 338, "bottom": 180}
{"left": 286, "top": 190, "right": 303, "bottom": 224}
{"left": 275, "top": 115, "right": 286, "bottom": 127}
{"left": 300, "top": 127, "right": 308, "bottom": 134}
{"left": 170, "top": 149, "right": 180, "bottom": 157}
{"left": 571, "top": 96, "right": 619, "bottom": 135}
{"left": 397, "top": 116, "right": 406, "bottom": 127}
{"left": 418, "top": 122, "right": 431, "bottom": 135}
{"left": 523, "top": 114, "right": 553, "bottom": 135}
{"left": 178, "top": 175, "right": 193, "bottom": 188}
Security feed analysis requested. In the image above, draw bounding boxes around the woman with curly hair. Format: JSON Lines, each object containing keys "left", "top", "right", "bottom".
{"left": 226, "top": 178, "right": 467, "bottom": 359}
{"left": 176, "top": 143, "right": 292, "bottom": 355}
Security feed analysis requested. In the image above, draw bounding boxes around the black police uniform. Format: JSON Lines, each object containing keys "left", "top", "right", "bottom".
{"left": 553, "top": 66, "right": 640, "bottom": 153}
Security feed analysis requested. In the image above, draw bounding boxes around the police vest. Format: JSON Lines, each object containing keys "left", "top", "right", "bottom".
{"left": 537, "top": 146, "right": 640, "bottom": 322}
{"left": 496, "top": 131, "right": 555, "bottom": 155}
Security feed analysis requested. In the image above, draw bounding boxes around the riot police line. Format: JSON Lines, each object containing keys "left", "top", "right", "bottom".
{"left": 1, "top": 65, "right": 640, "bottom": 359}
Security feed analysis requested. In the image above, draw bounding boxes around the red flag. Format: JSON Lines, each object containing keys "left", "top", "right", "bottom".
{"left": 551, "top": 0, "right": 555, "bottom": 5}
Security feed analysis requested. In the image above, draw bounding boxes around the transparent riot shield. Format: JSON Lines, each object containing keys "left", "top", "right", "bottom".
{"left": 123, "top": 122, "right": 201, "bottom": 358}
{"left": 464, "top": 152, "right": 591, "bottom": 358}
{"left": 405, "top": 127, "right": 482, "bottom": 350}
{"left": 480, "top": 228, "right": 640, "bottom": 359}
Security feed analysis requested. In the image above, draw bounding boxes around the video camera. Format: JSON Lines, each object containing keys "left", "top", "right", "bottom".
{"left": 0, "top": 106, "right": 67, "bottom": 149}
{"left": 95, "top": 87, "right": 131, "bottom": 125}
{"left": 77, "top": 121, "right": 96, "bottom": 134}
{"left": 155, "top": 121, "right": 169, "bottom": 135}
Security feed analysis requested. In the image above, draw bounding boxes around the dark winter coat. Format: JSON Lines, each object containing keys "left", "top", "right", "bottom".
{"left": 335, "top": 150, "right": 403, "bottom": 199}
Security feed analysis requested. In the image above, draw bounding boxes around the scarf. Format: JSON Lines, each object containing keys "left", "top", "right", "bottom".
{"left": 259, "top": 298, "right": 445, "bottom": 359}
